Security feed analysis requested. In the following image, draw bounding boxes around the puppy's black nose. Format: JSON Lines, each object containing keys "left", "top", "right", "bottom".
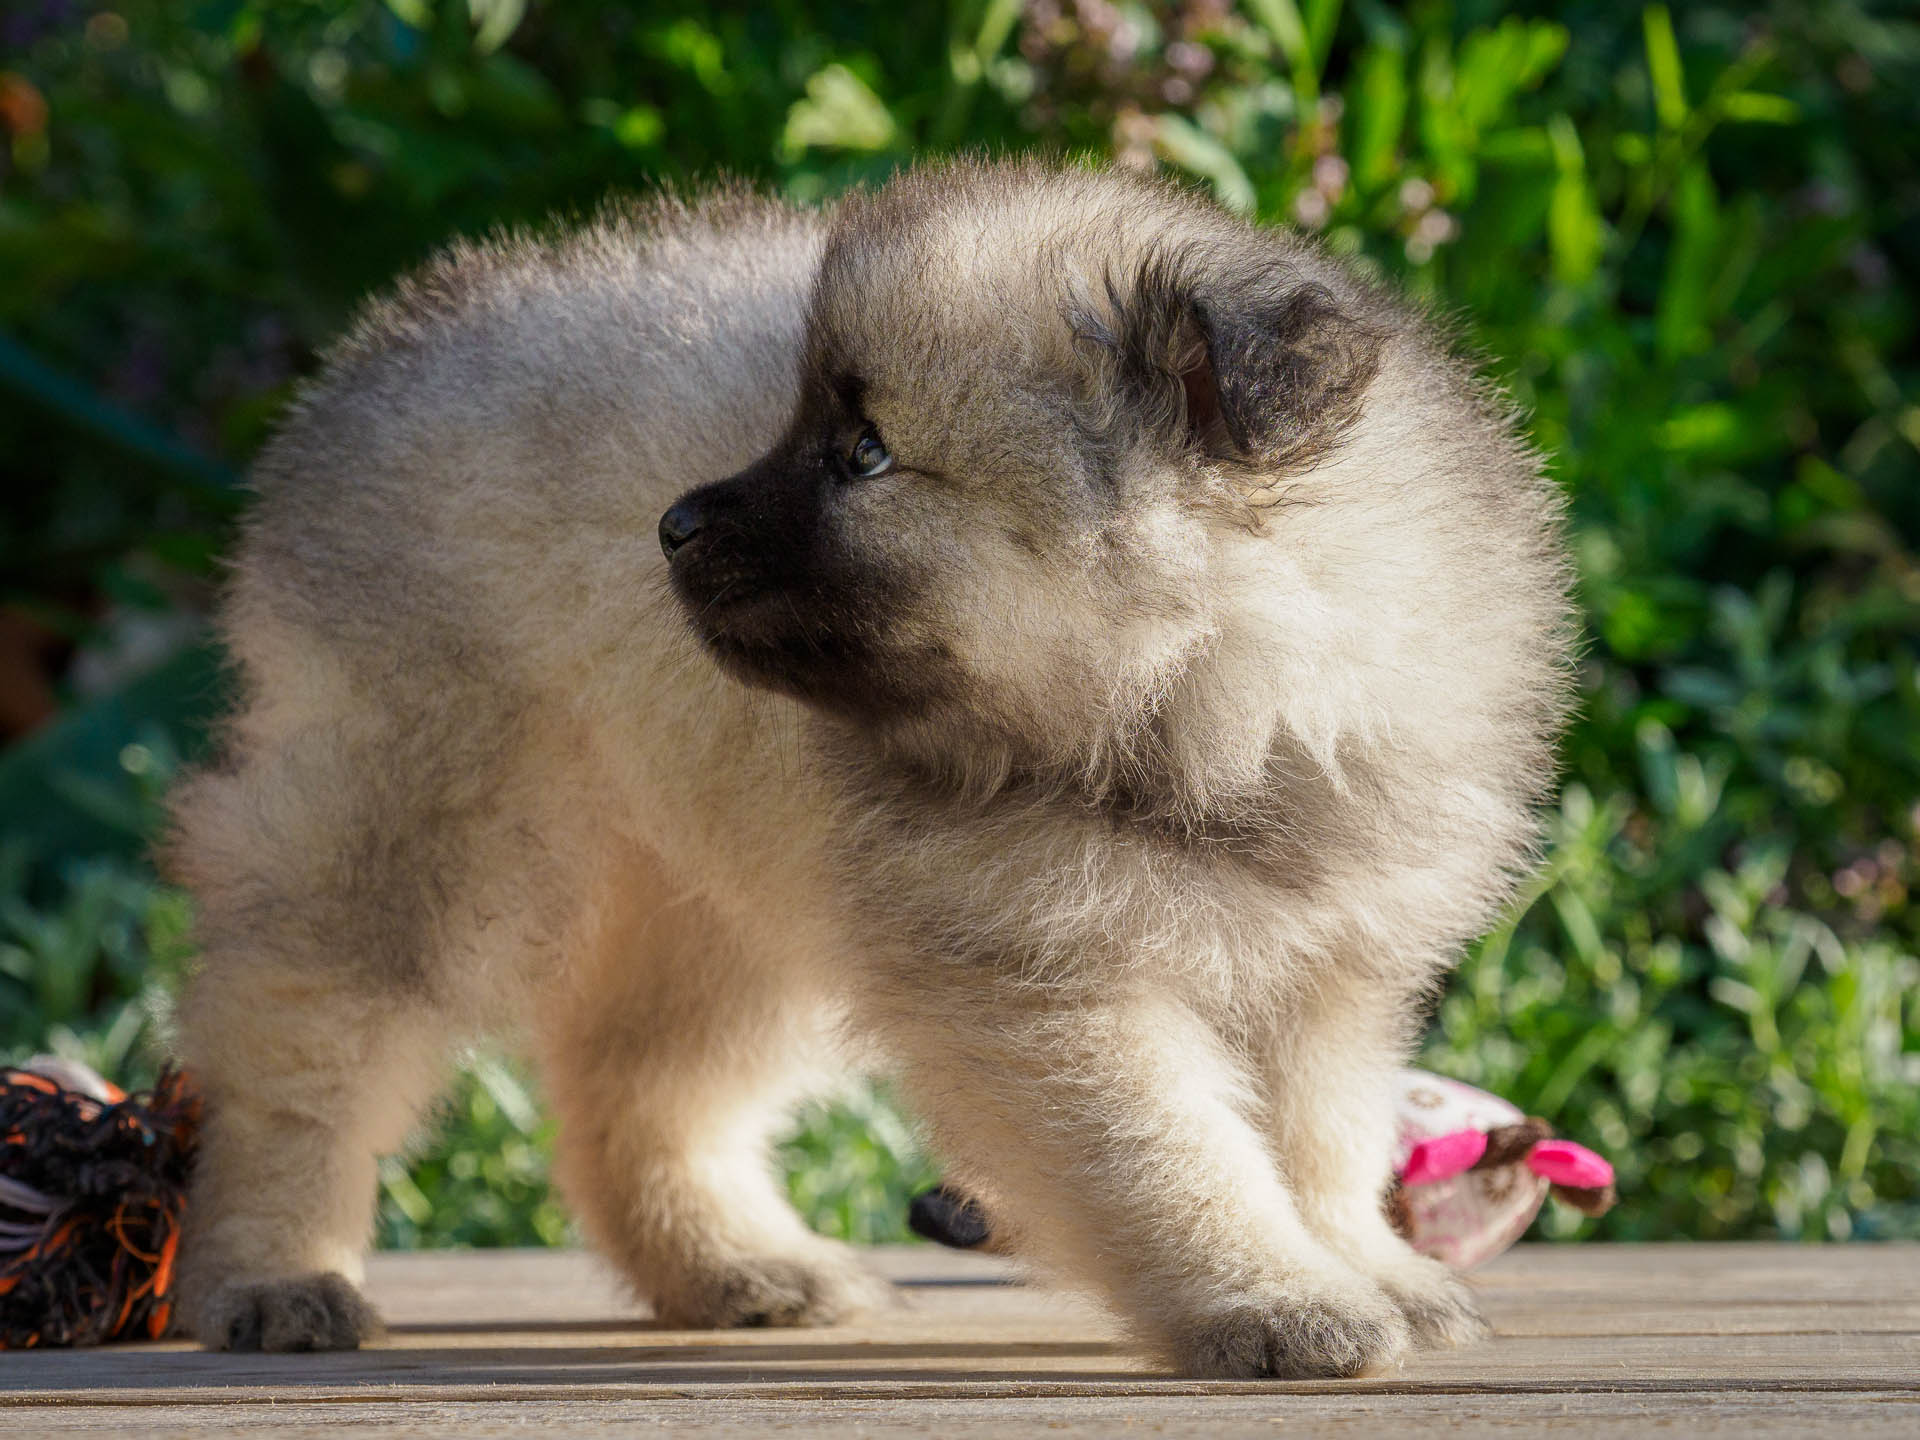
{"left": 658, "top": 501, "right": 703, "bottom": 559}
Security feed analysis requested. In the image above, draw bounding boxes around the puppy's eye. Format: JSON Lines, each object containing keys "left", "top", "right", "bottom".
{"left": 848, "top": 429, "right": 894, "bottom": 478}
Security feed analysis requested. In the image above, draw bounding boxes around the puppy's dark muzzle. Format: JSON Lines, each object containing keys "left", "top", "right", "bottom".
{"left": 658, "top": 451, "right": 794, "bottom": 570}
{"left": 660, "top": 456, "right": 814, "bottom": 620}
{"left": 660, "top": 458, "right": 944, "bottom": 721}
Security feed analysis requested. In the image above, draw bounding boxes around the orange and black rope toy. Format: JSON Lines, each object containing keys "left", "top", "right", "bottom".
{"left": 0, "top": 1062, "right": 199, "bottom": 1348}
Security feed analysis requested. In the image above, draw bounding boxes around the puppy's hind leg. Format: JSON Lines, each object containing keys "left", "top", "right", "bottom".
{"left": 1265, "top": 986, "right": 1488, "bottom": 1350}
{"left": 166, "top": 716, "right": 532, "bottom": 1352}
{"left": 539, "top": 854, "right": 890, "bottom": 1329}
{"left": 173, "top": 946, "right": 448, "bottom": 1352}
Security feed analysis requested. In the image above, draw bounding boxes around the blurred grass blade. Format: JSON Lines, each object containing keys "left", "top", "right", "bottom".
{"left": 1153, "top": 115, "right": 1257, "bottom": 214}
{"left": 1643, "top": 6, "right": 1688, "bottom": 130}
{"left": 1547, "top": 114, "right": 1604, "bottom": 284}
{"left": 1349, "top": 40, "right": 1408, "bottom": 193}
{"left": 935, "top": 0, "right": 1023, "bottom": 146}
{"left": 1304, "top": 0, "right": 1345, "bottom": 74}
{"left": 1721, "top": 91, "right": 1799, "bottom": 125}
{"left": 1245, "top": 0, "right": 1320, "bottom": 105}
{"left": 949, "top": 0, "right": 1022, "bottom": 86}
{"left": 1656, "top": 161, "right": 1721, "bottom": 360}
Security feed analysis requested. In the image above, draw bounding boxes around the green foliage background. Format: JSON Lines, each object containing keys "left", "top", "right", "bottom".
{"left": 2, "top": 1, "right": 1915, "bottom": 1247}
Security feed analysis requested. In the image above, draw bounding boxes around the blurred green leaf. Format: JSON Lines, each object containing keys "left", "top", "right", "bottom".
{"left": 783, "top": 62, "right": 898, "bottom": 157}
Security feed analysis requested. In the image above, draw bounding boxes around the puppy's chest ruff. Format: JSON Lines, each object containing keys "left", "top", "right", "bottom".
{"left": 829, "top": 770, "right": 1331, "bottom": 979}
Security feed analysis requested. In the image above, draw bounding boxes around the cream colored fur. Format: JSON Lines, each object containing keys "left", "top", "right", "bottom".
{"left": 165, "top": 162, "right": 1572, "bottom": 1377}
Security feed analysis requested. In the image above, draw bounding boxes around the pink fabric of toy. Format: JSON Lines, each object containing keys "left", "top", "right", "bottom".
{"left": 1400, "top": 1128, "right": 1487, "bottom": 1186}
{"left": 1390, "top": 1070, "right": 1615, "bottom": 1270}
{"left": 1527, "top": 1139, "right": 1613, "bottom": 1189}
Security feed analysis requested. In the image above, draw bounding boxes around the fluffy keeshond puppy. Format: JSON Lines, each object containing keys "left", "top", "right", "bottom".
{"left": 164, "top": 158, "right": 1573, "bottom": 1377}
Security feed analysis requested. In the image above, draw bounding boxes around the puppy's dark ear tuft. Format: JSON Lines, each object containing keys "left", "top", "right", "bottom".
{"left": 1194, "top": 283, "right": 1385, "bottom": 467}
{"left": 1096, "top": 256, "right": 1386, "bottom": 472}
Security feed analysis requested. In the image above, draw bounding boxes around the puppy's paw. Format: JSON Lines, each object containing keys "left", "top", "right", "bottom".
{"left": 653, "top": 1245, "right": 893, "bottom": 1329}
{"left": 1176, "top": 1279, "right": 1411, "bottom": 1379}
{"left": 1376, "top": 1255, "right": 1489, "bottom": 1350}
{"left": 196, "top": 1272, "right": 381, "bottom": 1353}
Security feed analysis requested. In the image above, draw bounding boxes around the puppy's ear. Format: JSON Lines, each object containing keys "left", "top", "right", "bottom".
{"left": 1089, "top": 257, "right": 1385, "bottom": 471}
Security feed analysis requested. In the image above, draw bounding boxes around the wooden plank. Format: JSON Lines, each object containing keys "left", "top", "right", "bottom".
{"left": 357, "top": 1242, "right": 1920, "bottom": 1324}
{"left": 7, "top": 1330, "right": 1915, "bottom": 1404}
{"left": 8, "top": 1392, "right": 1920, "bottom": 1439}
{"left": 1479, "top": 1243, "right": 1920, "bottom": 1305}
{"left": 1470, "top": 1243, "right": 1920, "bottom": 1338}
{"left": 1, "top": 1244, "right": 1914, "bottom": 1426}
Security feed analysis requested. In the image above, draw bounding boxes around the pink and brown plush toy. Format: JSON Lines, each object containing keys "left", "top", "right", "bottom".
{"left": 912, "top": 1068, "right": 1615, "bottom": 1269}
{"left": 1384, "top": 1069, "right": 1614, "bottom": 1268}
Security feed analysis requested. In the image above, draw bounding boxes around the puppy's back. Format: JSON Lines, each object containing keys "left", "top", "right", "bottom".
{"left": 229, "top": 189, "right": 824, "bottom": 696}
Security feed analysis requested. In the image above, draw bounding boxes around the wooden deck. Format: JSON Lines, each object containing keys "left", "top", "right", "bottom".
{"left": 4, "top": 1244, "right": 1916, "bottom": 1436}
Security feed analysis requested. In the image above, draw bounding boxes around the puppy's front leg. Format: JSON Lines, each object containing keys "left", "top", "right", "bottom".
{"left": 877, "top": 990, "right": 1411, "bottom": 1379}
{"left": 1265, "top": 988, "right": 1488, "bottom": 1350}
